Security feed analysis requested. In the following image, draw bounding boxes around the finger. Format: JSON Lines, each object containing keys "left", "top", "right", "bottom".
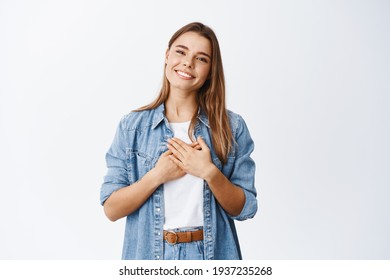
{"left": 190, "top": 142, "right": 201, "bottom": 150}
{"left": 197, "top": 136, "right": 209, "bottom": 150}
{"left": 162, "top": 149, "right": 173, "bottom": 156}
{"left": 167, "top": 143, "right": 184, "bottom": 160}
{"left": 192, "top": 144, "right": 201, "bottom": 150}
{"left": 168, "top": 138, "right": 189, "bottom": 153}
{"left": 168, "top": 154, "right": 184, "bottom": 168}
{"left": 190, "top": 141, "right": 199, "bottom": 147}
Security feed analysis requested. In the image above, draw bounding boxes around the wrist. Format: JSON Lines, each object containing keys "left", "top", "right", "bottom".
{"left": 144, "top": 168, "right": 163, "bottom": 188}
{"left": 202, "top": 163, "right": 218, "bottom": 183}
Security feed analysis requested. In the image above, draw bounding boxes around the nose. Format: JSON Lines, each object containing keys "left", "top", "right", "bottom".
{"left": 183, "top": 62, "right": 192, "bottom": 68}
{"left": 182, "top": 57, "right": 194, "bottom": 68}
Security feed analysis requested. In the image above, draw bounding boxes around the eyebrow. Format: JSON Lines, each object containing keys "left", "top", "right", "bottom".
{"left": 175, "top": 44, "right": 211, "bottom": 59}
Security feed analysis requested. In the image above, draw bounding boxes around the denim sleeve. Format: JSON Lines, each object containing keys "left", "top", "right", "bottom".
{"left": 228, "top": 115, "right": 258, "bottom": 221}
{"left": 100, "top": 117, "right": 130, "bottom": 205}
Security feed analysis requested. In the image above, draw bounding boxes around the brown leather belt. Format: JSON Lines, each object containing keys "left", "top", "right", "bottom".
{"left": 163, "top": 229, "right": 204, "bottom": 245}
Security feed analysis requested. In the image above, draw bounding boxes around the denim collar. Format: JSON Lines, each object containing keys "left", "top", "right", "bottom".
{"left": 151, "top": 103, "right": 210, "bottom": 129}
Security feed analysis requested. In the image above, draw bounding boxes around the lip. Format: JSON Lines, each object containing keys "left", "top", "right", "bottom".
{"left": 175, "top": 70, "right": 195, "bottom": 80}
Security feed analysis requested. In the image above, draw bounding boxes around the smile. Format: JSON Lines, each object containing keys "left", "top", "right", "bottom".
{"left": 175, "top": 70, "right": 195, "bottom": 79}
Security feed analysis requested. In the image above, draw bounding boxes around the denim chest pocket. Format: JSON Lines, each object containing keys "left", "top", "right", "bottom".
{"left": 126, "top": 149, "right": 155, "bottom": 183}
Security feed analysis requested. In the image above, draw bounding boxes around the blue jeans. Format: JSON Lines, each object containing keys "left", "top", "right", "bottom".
{"left": 163, "top": 227, "right": 205, "bottom": 260}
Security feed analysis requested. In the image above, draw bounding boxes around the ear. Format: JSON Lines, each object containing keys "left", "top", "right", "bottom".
{"left": 165, "top": 48, "right": 170, "bottom": 64}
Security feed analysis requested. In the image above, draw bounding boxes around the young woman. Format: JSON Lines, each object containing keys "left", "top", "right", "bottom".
{"left": 100, "top": 22, "right": 257, "bottom": 260}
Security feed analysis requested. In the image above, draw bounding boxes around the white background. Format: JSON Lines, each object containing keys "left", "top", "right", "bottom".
{"left": 0, "top": 0, "right": 389, "bottom": 259}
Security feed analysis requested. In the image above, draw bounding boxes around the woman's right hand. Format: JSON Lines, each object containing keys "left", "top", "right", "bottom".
{"left": 103, "top": 143, "right": 200, "bottom": 221}
{"left": 151, "top": 150, "right": 186, "bottom": 184}
{"left": 151, "top": 141, "right": 201, "bottom": 185}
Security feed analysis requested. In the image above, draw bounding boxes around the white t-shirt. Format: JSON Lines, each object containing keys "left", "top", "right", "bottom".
{"left": 163, "top": 121, "right": 204, "bottom": 230}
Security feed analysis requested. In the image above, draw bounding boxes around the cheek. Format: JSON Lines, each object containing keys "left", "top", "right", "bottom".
{"left": 200, "top": 66, "right": 211, "bottom": 80}
{"left": 165, "top": 59, "right": 177, "bottom": 76}
{"left": 165, "top": 66, "right": 174, "bottom": 83}
{"left": 167, "top": 55, "right": 180, "bottom": 67}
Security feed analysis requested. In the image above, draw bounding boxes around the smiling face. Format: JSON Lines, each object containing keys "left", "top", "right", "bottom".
{"left": 165, "top": 31, "right": 212, "bottom": 96}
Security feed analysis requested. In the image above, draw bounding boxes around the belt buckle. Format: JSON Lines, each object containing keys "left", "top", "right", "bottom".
{"left": 165, "top": 230, "right": 178, "bottom": 245}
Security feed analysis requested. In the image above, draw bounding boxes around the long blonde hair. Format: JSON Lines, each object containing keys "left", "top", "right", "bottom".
{"left": 136, "top": 22, "right": 233, "bottom": 164}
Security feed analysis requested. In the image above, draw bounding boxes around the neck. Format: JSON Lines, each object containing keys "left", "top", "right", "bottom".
{"left": 165, "top": 90, "right": 197, "bottom": 123}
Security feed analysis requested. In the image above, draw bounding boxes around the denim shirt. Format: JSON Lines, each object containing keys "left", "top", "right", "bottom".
{"left": 100, "top": 104, "right": 257, "bottom": 260}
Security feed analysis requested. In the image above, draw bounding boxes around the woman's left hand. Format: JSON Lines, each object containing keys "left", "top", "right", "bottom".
{"left": 167, "top": 136, "right": 214, "bottom": 179}
{"left": 168, "top": 136, "right": 246, "bottom": 216}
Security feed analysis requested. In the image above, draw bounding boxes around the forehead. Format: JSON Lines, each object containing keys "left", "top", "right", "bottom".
{"left": 172, "top": 32, "right": 211, "bottom": 54}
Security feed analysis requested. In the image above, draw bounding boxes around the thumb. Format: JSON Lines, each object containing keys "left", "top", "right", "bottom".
{"left": 162, "top": 149, "right": 173, "bottom": 156}
{"left": 197, "top": 136, "right": 208, "bottom": 149}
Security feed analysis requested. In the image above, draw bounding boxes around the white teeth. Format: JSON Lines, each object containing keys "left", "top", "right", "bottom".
{"left": 177, "top": 70, "right": 193, "bottom": 78}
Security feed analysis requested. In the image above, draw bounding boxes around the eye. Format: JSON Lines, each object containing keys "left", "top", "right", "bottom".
{"left": 197, "top": 57, "right": 209, "bottom": 63}
{"left": 175, "top": 50, "right": 185, "bottom": 55}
